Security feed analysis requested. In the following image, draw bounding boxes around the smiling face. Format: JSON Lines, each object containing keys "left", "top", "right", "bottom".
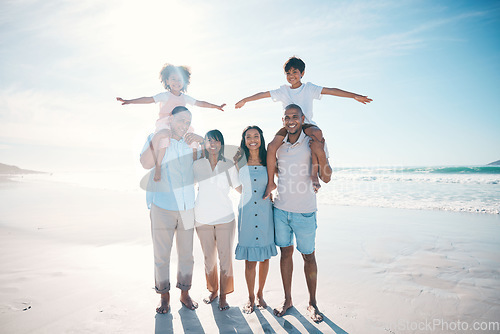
{"left": 204, "top": 136, "right": 221, "bottom": 156}
{"left": 169, "top": 110, "right": 192, "bottom": 139}
{"left": 283, "top": 106, "right": 304, "bottom": 135}
{"left": 165, "top": 73, "right": 184, "bottom": 94}
{"left": 285, "top": 67, "right": 303, "bottom": 88}
{"left": 244, "top": 128, "right": 261, "bottom": 151}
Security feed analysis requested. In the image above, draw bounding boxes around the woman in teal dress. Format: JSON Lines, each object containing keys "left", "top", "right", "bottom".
{"left": 234, "top": 125, "right": 277, "bottom": 314}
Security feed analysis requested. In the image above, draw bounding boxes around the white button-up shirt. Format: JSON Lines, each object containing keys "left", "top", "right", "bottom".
{"left": 193, "top": 158, "right": 240, "bottom": 225}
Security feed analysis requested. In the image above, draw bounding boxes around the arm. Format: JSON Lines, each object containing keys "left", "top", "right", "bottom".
{"left": 320, "top": 88, "right": 372, "bottom": 104}
{"left": 235, "top": 91, "right": 271, "bottom": 109}
{"left": 309, "top": 139, "right": 332, "bottom": 183}
{"left": 116, "top": 96, "right": 155, "bottom": 105}
{"left": 194, "top": 100, "right": 226, "bottom": 111}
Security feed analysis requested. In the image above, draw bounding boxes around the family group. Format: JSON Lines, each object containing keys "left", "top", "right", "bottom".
{"left": 116, "top": 56, "right": 372, "bottom": 323}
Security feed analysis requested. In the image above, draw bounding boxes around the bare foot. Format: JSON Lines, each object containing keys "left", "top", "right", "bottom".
{"left": 307, "top": 304, "right": 323, "bottom": 323}
{"left": 203, "top": 291, "right": 218, "bottom": 304}
{"left": 218, "top": 295, "right": 229, "bottom": 311}
{"left": 156, "top": 293, "right": 170, "bottom": 314}
{"left": 263, "top": 182, "right": 276, "bottom": 200}
{"left": 273, "top": 299, "right": 293, "bottom": 317}
{"left": 180, "top": 291, "right": 198, "bottom": 310}
{"left": 242, "top": 299, "right": 254, "bottom": 314}
{"left": 154, "top": 167, "right": 161, "bottom": 182}
{"left": 312, "top": 174, "right": 321, "bottom": 193}
{"left": 256, "top": 294, "right": 267, "bottom": 308}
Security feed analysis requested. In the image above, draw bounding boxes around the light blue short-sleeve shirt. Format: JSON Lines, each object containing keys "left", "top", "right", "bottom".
{"left": 140, "top": 134, "right": 196, "bottom": 211}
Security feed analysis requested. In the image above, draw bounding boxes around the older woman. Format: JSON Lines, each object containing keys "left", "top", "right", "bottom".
{"left": 234, "top": 126, "right": 277, "bottom": 314}
{"left": 193, "top": 129, "right": 240, "bottom": 311}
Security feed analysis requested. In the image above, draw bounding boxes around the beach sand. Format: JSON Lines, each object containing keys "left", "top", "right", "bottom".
{"left": 1, "top": 179, "right": 499, "bottom": 333}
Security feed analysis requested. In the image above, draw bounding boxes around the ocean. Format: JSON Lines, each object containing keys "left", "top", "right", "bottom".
{"left": 10, "top": 165, "right": 500, "bottom": 215}
{"left": 320, "top": 166, "right": 500, "bottom": 214}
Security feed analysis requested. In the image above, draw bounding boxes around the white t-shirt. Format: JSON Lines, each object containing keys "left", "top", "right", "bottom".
{"left": 269, "top": 82, "right": 323, "bottom": 125}
{"left": 273, "top": 130, "right": 328, "bottom": 213}
{"left": 193, "top": 158, "right": 241, "bottom": 225}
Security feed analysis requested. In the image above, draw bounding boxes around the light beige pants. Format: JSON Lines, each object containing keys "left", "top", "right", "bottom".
{"left": 195, "top": 220, "right": 235, "bottom": 295}
{"left": 150, "top": 204, "right": 194, "bottom": 293}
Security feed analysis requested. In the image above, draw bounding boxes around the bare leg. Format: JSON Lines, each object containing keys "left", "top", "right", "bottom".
{"left": 150, "top": 130, "right": 171, "bottom": 182}
{"left": 304, "top": 127, "right": 324, "bottom": 192}
{"left": 154, "top": 147, "right": 166, "bottom": 182}
{"left": 156, "top": 292, "right": 170, "bottom": 314}
{"left": 243, "top": 261, "right": 257, "bottom": 313}
{"left": 256, "top": 259, "right": 270, "bottom": 308}
{"left": 264, "top": 136, "right": 284, "bottom": 199}
{"left": 302, "top": 251, "right": 323, "bottom": 322}
{"left": 274, "top": 246, "right": 294, "bottom": 317}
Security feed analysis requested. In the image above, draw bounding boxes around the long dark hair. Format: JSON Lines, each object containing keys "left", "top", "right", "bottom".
{"left": 239, "top": 126, "right": 267, "bottom": 166}
{"left": 203, "top": 129, "right": 226, "bottom": 162}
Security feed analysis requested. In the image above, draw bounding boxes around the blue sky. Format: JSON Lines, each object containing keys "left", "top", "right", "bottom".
{"left": 1, "top": 0, "right": 499, "bottom": 172}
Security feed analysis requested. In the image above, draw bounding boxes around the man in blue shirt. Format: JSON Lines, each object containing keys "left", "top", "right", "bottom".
{"left": 140, "top": 106, "right": 203, "bottom": 314}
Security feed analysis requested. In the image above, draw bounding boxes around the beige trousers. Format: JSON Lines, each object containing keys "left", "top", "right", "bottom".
{"left": 195, "top": 220, "right": 235, "bottom": 295}
{"left": 150, "top": 204, "right": 194, "bottom": 293}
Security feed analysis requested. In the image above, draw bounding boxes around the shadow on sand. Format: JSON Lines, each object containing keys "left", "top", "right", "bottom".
{"left": 263, "top": 306, "right": 350, "bottom": 334}
{"left": 154, "top": 303, "right": 349, "bottom": 333}
{"left": 210, "top": 301, "right": 253, "bottom": 333}
{"left": 154, "top": 312, "right": 173, "bottom": 334}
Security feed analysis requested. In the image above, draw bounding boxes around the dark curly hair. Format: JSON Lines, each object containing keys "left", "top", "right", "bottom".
{"left": 159, "top": 63, "right": 191, "bottom": 92}
{"left": 238, "top": 125, "right": 267, "bottom": 167}
{"left": 284, "top": 56, "right": 305, "bottom": 73}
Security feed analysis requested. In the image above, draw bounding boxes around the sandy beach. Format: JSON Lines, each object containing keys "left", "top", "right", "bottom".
{"left": 1, "top": 178, "right": 499, "bottom": 333}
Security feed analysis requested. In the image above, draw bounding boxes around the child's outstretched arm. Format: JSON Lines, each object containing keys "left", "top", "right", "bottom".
{"left": 194, "top": 100, "right": 226, "bottom": 111}
{"left": 321, "top": 88, "right": 372, "bottom": 104}
{"left": 116, "top": 96, "right": 155, "bottom": 105}
{"left": 235, "top": 91, "right": 271, "bottom": 109}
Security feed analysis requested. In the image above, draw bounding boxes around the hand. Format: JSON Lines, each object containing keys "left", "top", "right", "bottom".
{"left": 116, "top": 97, "right": 129, "bottom": 105}
{"left": 217, "top": 104, "right": 226, "bottom": 111}
{"left": 309, "top": 138, "right": 325, "bottom": 155}
{"left": 233, "top": 147, "right": 243, "bottom": 164}
{"left": 354, "top": 95, "right": 372, "bottom": 104}
{"left": 184, "top": 133, "right": 204, "bottom": 146}
{"left": 235, "top": 99, "right": 246, "bottom": 109}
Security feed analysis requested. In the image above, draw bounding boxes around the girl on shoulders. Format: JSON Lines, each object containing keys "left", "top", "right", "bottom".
{"left": 117, "top": 63, "right": 225, "bottom": 182}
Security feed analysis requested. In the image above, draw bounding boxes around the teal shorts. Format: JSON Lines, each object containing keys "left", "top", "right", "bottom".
{"left": 273, "top": 207, "right": 317, "bottom": 255}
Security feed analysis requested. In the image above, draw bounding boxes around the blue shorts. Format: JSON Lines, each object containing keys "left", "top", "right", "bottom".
{"left": 273, "top": 207, "right": 317, "bottom": 255}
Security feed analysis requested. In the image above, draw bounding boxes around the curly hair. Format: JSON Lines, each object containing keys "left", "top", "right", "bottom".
{"left": 159, "top": 63, "right": 191, "bottom": 92}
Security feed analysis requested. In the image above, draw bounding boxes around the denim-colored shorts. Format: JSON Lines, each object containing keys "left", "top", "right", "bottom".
{"left": 273, "top": 207, "right": 317, "bottom": 255}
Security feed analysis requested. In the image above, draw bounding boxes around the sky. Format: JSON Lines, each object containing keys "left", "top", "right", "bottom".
{"left": 1, "top": 0, "right": 499, "bottom": 173}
